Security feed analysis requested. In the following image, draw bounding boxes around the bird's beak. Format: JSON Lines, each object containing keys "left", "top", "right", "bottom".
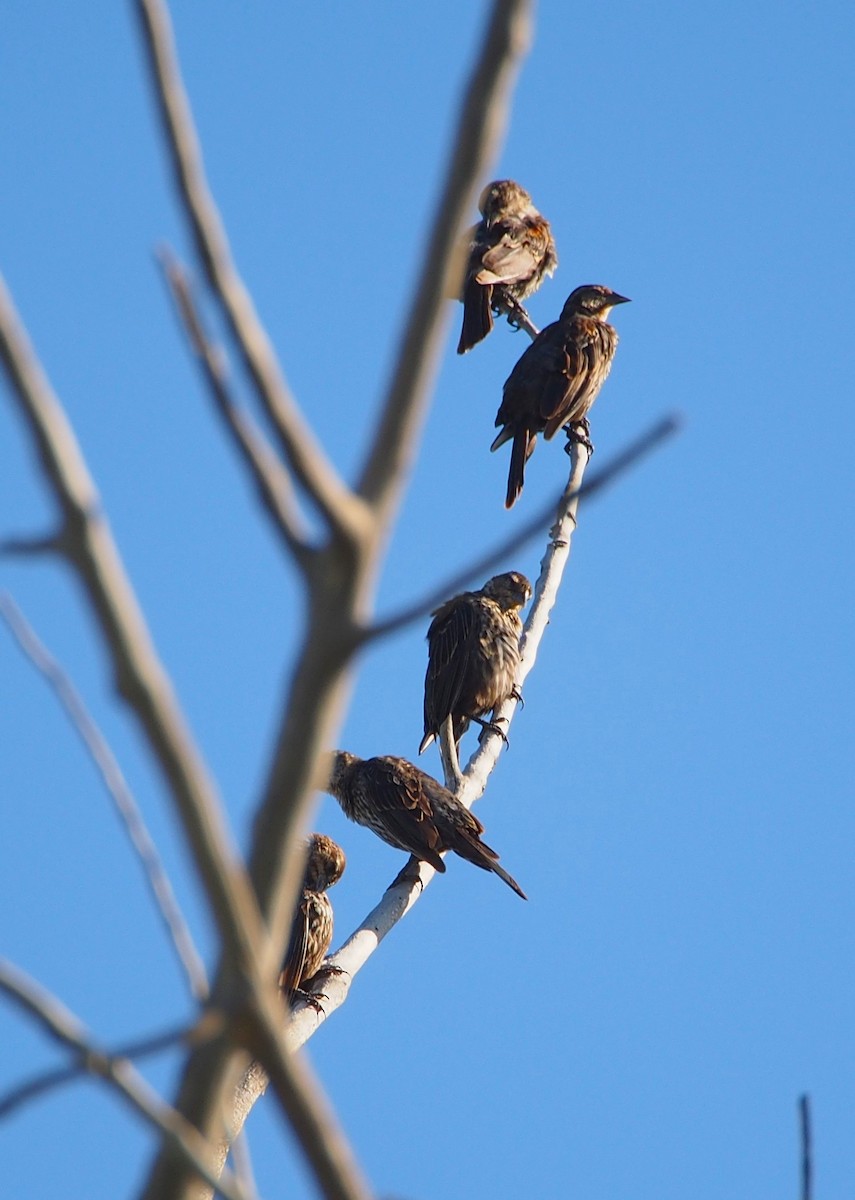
{"left": 611, "top": 292, "right": 631, "bottom": 305}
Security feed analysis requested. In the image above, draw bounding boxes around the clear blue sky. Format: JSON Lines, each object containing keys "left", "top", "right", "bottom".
{"left": 2, "top": 2, "right": 853, "bottom": 1197}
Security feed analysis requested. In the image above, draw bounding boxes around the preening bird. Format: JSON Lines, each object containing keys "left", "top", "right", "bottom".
{"left": 456, "top": 179, "right": 557, "bottom": 354}
{"left": 491, "top": 284, "right": 630, "bottom": 507}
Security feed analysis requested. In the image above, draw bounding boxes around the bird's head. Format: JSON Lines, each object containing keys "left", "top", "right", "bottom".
{"left": 323, "top": 749, "right": 359, "bottom": 800}
{"left": 303, "top": 833, "right": 346, "bottom": 891}
{"left": 560, "top": 284, "right": 630, "bottom": 321}
{"left": 478, "top": 178, "right": 534, "bottom": 220}
{"left": 483, "top": 571, "right": 533, "bottom": 611}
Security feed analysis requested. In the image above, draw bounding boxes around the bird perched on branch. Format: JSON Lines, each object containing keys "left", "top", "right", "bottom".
{"left": 279, "top": 833, "right": 346, "bottom": 1008}
{"left": 456, "top": 179, "right": 557, "bottom": 354}
{"left": 325, "top": 751, "right": 527, "bottom": 899}
{"left": 491, "top": 284, "right": 630, "bottom": 508}
{"left": 420, "top": 571, "right": 531, "bottom": 759}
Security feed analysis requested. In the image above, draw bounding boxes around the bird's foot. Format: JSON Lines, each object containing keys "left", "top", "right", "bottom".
{"left": 390, "top": 856, "right": 425, "bottom": 891}
{"left": 290, "top": 986, "right": 328, "bottom": 1014}
{"left": 563, "top": 418, "right": 594, "bottom": 457}
{"left": 474, "top": 716, "right": 510, "bottom": 748}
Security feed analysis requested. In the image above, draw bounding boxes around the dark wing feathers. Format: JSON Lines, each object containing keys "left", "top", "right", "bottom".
{"left": 422, "top": 597, "right": 479, "bottom": 743}
{"left": 279, "top": 893, "right": 310, "bottom": 995}
{"left": 371, "top": 758, "right": 447, "bottom": 872}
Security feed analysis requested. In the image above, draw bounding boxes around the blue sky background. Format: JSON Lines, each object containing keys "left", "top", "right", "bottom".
{"left": 1, "top": 2, "right": 853, "bottom": 1197}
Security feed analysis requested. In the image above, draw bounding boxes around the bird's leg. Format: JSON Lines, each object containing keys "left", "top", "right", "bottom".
{"left": 390, "top": 855, "right": 426, "bottom": 891}
{"left": 493, "top": 293, "right": 539, "bottom": 339}
{"left": 563, "top": 418, "right": 594, "bottom": 456}
{"left": 472, "top": 714, "right": 510, "bottom": 748}
{"left": 289, "top": 987, "right": 328, "bottom": 1014}
{"left": 510, "top": 685, "right": 525, "bottom": 709}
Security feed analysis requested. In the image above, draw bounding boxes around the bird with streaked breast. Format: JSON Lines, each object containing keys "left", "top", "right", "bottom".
{"left": 325, "top": 750, "right": 527, "bottom": 899}
{"left": 492, "top": 284, "right": 630, "bottom": 508}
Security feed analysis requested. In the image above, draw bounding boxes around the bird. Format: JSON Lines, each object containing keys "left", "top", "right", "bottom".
{"left": 491, "top": 284, "right": 630, "bottom": 508}
{"left": 325, "top": 751, "right": 527, "bottom": 899}
{"left": 419, "top": 571, "right": 532, "bottom": 757}
{"left": 279, "top": 833, "right": 346, "bottom": 1007}
{"left": 456, "top": 179, "right": 557, "bottom": 354}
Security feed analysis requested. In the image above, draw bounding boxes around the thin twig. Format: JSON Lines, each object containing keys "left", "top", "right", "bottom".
{"left": 357, "top": 0, "right": 534, "bottom": 523}
{"left": 0, "top": 962, "right": 248, "bottom": 1200}
{"left": 0, "top": 592, "right": 209, "bottom": 1002}
{"left": 229, "top": 1133, "right": 260, "bottom": 1200}
{"left": 365, "top": 414, "right": 681, "bottom": 641}
{"left": 0, "top": 1021, "right": 194, "bottom": 1119}
{"left": 799, "top": 1094, "right": 812, "bottom": 1200}
{"left": 159, "top": 249, "right": 312, "bottom": 566}
{"left": 136, "top": 0, "right": 367, "bottom": 542}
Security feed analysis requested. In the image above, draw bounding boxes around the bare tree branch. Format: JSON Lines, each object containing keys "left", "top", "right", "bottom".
{"left": 228, "top": 1134, "right": 260, "bottom": 1200}
{"left": 136, "top": 0, "right": 369, "bottom": 544}
{"left": 0, "top": 278, "right": 373, "bottom": 1200}
{"left": 357, "top": 0, "right": 534, "bottom": 524}
{"left": 159, "top": 250, "right": 312, "bottom": 566}
{"left": 0, "top": 591, "right": 209, "bottom": 1002}
{"left": 799, "top": 1094, "right": 812, "bottom": 1200}
{"left": 137, "top": 3, "right": 537, "bottom": 1191}
{"left": 0, "top": 268, "right": 265, "bottom": 980}
{"left": 0, "top": 962, "right": 248, "bottom": 1200}
{"left": 0, "top": 1021, "right": 193, "bottom": 1119}
{"left": 365, "top": 414, "right": 681, "bottom": 641}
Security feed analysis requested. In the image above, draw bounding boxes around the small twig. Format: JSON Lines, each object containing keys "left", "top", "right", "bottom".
{"left": 365, "top": 413, "right": 681, "bottom": 641}
{"left": 137, "top": 0, "right": 367, "bottom": 543}
{"left": 0, "top": 592, "right": 209, "bottom": 1002}
{"left": 0, "top": 961, "right": 248, "bottom": 1200}
{"left": 0, "top": 1020, "right": 194, "bottom": 1119}
{"left": 799, "top": 1094, "right": 812, "bottom": 1200}
{"left": 229, "top": 1133, "right": 260, "bottom": 1200}
{"left": 0, "top": 531, "right": 65, "bottom": 557}
{"left": 158, "top": 250, "right": 312, "bottom": 566}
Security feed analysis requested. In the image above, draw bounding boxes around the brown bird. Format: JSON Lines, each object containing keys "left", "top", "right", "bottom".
{"left": 326, "top": 751, "right": 527, "bottom": 899}
{"left": 457, "top": 179, "right": 557, "bottom": 354}
{"left": 419, "top": 571, "right": 532, "bottom": 757}
{"left": 279, "top": 833, "right": 346, "bottom": 1006}
{"left": 491, "top": 284, "right": 630, "bottom": 508}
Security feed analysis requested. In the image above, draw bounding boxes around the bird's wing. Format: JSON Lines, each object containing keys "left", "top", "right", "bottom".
{"left": 279, "top": 892, "right": 310, "bottom": 995}
{"left": 540, "top": 325, "right": 600, "bottom": 436}
{"left": 372, "top": 760, "right": 447, "bottom": 871}
{"left": 423, "top": 597, "right": 478, "bottom": 732}
{"left": 476, "top": 224, "right": 540, "bottom": 285}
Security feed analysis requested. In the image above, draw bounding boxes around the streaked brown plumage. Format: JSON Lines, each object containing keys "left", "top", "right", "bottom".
{"left": 419, "top": 571, "right": 531, "bottom": 756}
{"left": 326, "top": 751, "right": 527, "bottom": 899}
{"left": 491, "top": 284, "right": 630, "bottom": 508}
{"left": 279, "top": 833, "right": 346, "bottom": 1004}
{"left": 457, "top": 179, "right": 557, "bottom": 354}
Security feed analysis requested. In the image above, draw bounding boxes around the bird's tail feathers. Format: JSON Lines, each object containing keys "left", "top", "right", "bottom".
{"left": 418, "top": 731, "right": 435, "bottom": 755}
{"left": 505, "top": 427, "right": 536, "bottom": 509}
{"left": 459, "top": 832, "right": 528, "bottom": 899}
{"left": 457, "top": 279, "right": 493, "bottom": 354}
